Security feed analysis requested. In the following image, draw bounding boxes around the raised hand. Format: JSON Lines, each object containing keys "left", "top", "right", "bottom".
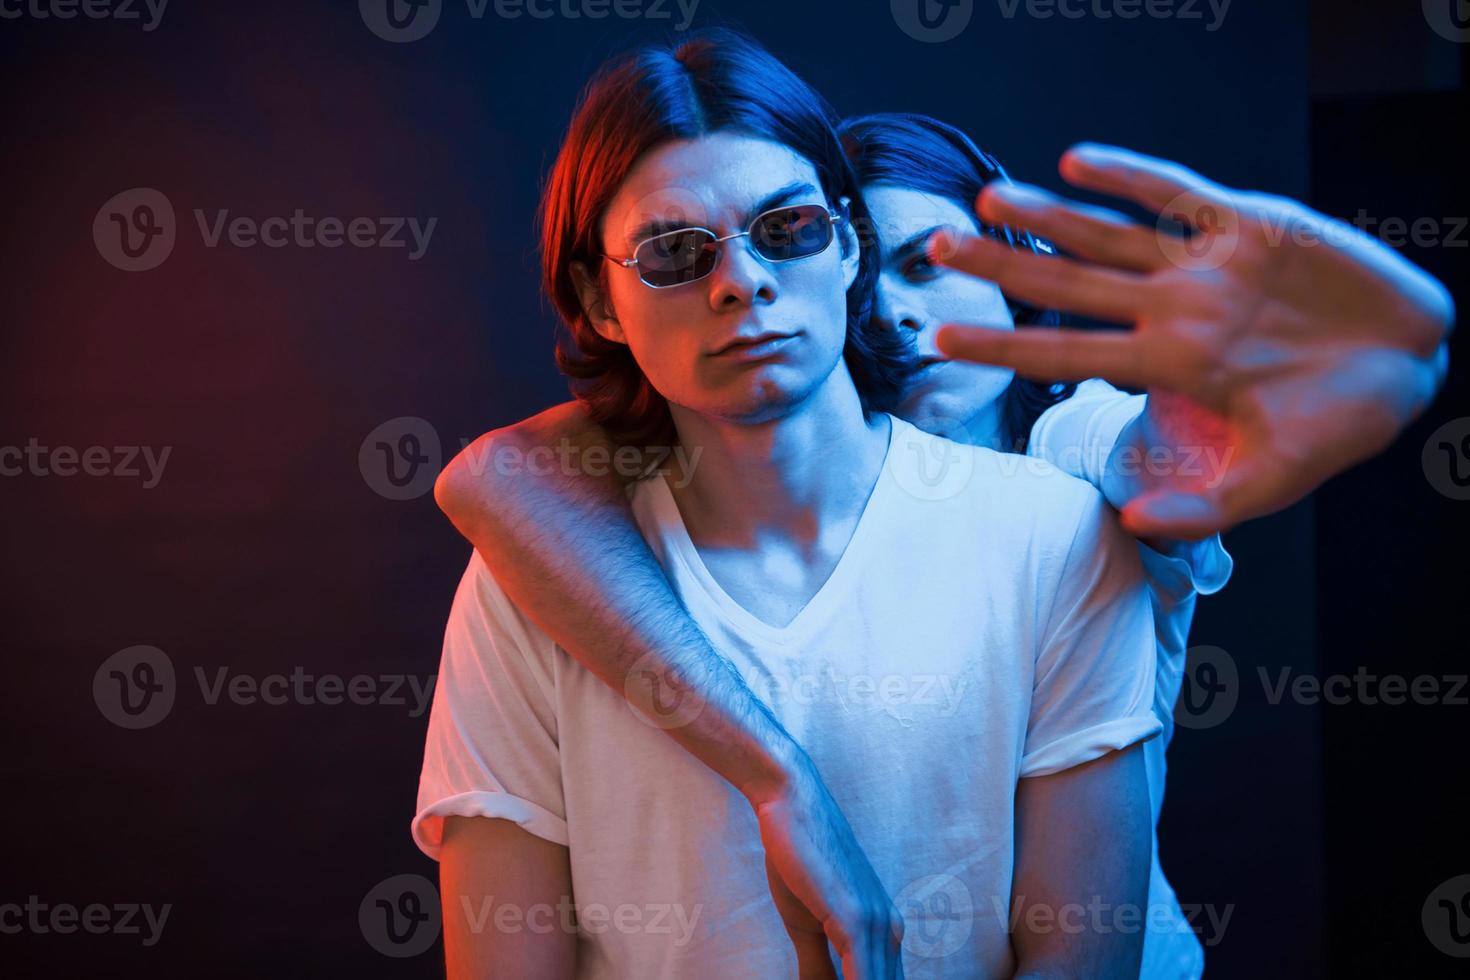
{"left": 930, "top": 143, "right": 1453, "bottom": 539}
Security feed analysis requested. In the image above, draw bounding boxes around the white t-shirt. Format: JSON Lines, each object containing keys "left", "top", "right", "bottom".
{"left": 415, "top": 414, "right": 1162, "bottom": 978}
{"left": 1030, "top": 379, "right": 1235, "bottom": 979}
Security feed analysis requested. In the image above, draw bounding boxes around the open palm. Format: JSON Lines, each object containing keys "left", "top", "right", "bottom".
{"left": 931, "top": 143, "right": 1453, "bottom": 539}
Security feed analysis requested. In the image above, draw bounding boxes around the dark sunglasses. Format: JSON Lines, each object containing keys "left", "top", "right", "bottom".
{"left": 604, "top": 203, "right": 845, "bottom": 289}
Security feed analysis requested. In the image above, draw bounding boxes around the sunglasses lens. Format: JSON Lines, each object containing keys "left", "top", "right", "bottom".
{"left": 752, "top": 205, "right": 833, "bottom": 261}
{"left": 635, "top": 229, "right": 718, "bottom": 287}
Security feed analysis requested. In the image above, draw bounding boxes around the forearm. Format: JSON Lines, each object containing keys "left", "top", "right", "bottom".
{"left": 435, "top": 402, "right": 806, "bottom": 806}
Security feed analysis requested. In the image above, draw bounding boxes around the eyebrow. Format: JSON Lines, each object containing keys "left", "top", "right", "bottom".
{"left": 624, "top": 181, "right": 822, "bottom": 247}
{"left": 885, "top": 224, "right": 945, "bottom": 266}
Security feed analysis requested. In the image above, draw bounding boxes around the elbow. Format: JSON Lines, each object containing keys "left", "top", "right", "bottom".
{"left": 433, "top": 425, "right": 529, "bottom": 533}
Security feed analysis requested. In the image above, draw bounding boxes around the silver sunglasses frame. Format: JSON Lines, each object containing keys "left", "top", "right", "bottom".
{"left": 603, "top": 204, "right": 845, "bottom": 289}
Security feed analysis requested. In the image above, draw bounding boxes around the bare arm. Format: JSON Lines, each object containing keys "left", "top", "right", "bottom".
{"left": 434, "top": 401, "right": 902, "bottom": 979}
{"left": 1010, "top": 745, "right": 1152, "bottom": 979}
{"left": 436, "top": 401, "right": 795, "bottom": 802}
{"left": 440, "top": 816, "right": 575, "bottom": 979}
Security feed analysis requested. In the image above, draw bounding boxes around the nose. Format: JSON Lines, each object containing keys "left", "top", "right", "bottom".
{"left": 874, "top": 281, "right": 924, "bottom": 336}
{"left": 706, "top": 235, "right": 778, "bottom": 311}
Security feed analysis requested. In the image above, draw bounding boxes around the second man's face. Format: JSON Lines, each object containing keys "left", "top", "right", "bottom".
{"left": 866, "top": 183, "right": 1018, "bottom": 443}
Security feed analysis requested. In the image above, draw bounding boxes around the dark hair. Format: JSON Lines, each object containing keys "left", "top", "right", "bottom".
{"left": 540, "top": 30, "right": 912, "bottom": 445}
{"left": 839, "top": 112, "right": 1078, "bottom": 452}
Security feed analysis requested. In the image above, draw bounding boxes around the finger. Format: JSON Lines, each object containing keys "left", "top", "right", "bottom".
{"left": 764, "top": 855, "right": 838, "bottom": 978}
{"left": 1117, "top": 490, "right": 1228, "bottom": 541}
{"left": 936, "top": 323, "right": 1185, "bottom": 390}
{"left": 977, "top": 182, "right": 1167, "bottom": 273}
{"left": 929, "top": 229, "right": 1154, "bottom": 323}
{"left": 1120, "top": 454, "right": 1285, "bottom": 540}
{"left": 1059, "top": 143, "right": 1236, "bottom": 229}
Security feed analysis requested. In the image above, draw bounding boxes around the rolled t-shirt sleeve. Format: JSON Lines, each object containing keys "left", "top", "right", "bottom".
{"left": 1020, "top": 485, "right": 1162, "bottom": 778}
{"left": 412, "top": 552, "right": 569, "bottom": 859}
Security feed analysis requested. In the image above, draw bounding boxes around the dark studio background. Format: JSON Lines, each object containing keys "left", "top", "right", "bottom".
{"left": 0, "top": 0, "right": 1465, "bottom": 976}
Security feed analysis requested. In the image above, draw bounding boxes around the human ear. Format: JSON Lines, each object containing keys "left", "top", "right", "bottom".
{"left": 570, "top": 260, "right": 625, "bottom": 344}
{"left": 837, "top": 197, "right": 861, "bottom": 292}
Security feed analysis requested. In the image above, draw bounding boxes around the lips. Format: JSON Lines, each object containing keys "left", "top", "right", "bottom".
{"left": 710, "top": 331, "right": 798, "bottom": 357}
{"left": 910, "top": 356, "right": 949, "bottom": 378}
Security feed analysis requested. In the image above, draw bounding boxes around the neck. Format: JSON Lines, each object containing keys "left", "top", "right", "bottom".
{"left": 665, "top": 365, "right": 891, "bottom": 548}
{"left": 949, "top": 398, "right": 1006, "bottom": 450}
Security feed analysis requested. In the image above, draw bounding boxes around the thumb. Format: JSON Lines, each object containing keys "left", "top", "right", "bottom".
{"left": 1119, "top": 489, "right": 1227, "bottom": 541}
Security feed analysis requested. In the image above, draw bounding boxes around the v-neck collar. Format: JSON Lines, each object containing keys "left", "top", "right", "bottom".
{"left": 645, "top": 414, "right": 898, "bottom": 646}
